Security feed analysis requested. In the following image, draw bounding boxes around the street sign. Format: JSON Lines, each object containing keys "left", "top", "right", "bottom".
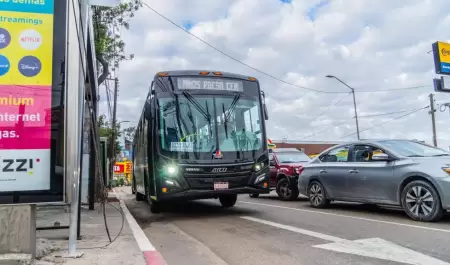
{"left": 114, "top": 162, "right": 125, "bottom": 173}
{"left": 432, "top": 41, "right": 450, "bottom": 76}
{"left": 433, "top": 76, "right": 450, "bottom": 93}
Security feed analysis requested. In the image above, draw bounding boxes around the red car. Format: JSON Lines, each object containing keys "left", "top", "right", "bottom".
{"left": 249, "top": 148, "right": 311, "bottom": 200}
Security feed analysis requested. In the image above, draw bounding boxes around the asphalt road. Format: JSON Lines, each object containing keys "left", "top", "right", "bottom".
{"left": 120, "top": 188, "right": 450, "bottom": 265}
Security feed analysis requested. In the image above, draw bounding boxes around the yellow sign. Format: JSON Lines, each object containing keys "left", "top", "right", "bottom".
{"left": 124, "top": 161, "right": 132, "bottom": 174}
{"left": 433, "top": 41, "right": 450, "bottom": 75}
{"left": 0, "top": 9, "right": 54, "bottom": 86}
{"left": 436, "top": 41, "right": 450, "bottom": 64}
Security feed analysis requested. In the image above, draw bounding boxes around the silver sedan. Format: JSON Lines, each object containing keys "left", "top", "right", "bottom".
{"left": 297, "top": 139, "right": 450, "bottom": 222}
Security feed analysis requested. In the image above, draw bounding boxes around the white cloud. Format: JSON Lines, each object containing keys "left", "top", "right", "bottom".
{"left": 99, "top": 0, "right": 450, "bottom": 149}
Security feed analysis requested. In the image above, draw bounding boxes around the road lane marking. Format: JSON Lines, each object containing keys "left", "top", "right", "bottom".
{"left": 239, "top": 201, "right": 450, "bottom": 233}
{"left": 241, "top": 216, "right": 346, "bottom": 243}
{"left": 241, "top": 216, "right": 450, "bottom": 265}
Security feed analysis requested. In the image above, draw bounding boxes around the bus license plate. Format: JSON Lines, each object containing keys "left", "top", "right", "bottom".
{"left": 214, "top": 182, "right": 229, "bottom": 190}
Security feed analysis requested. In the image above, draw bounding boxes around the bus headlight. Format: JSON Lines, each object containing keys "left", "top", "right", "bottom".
{"left": 166, "top": 165, "right": 178, "bottom": 175}
{"left": 254, "top": 162, "right": 264, "bottom": 172}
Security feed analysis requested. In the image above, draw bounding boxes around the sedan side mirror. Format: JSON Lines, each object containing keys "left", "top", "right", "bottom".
{"left": 372, "top": 153, "right": 390, "bottom": 161}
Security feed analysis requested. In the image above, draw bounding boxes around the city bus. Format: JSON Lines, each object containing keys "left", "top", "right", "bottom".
{"left": 132, "top": 70, "right": 270, "bottom": 213}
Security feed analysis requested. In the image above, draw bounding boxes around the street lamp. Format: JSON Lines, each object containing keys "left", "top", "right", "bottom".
{"left": 326, "top": 75, "right": 360, "bottom": 140}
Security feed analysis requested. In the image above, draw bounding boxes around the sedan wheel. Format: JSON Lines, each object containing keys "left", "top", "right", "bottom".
{"left": 276, "top": 178, "right": 299, "bottom": 201}
{"left": 308, "top": 181, "right": 330, "bottom": 208}
{"left": 401, "top": 180, "right": 443, "bottom": 222}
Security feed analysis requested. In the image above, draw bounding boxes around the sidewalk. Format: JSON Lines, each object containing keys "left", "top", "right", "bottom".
{"left": 34, "top": 193, "right": 147, "bottom": 265}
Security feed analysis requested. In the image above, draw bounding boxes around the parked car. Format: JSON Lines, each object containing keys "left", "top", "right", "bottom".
{"left": 250, "top": 148, "right": 311, "bottom": 200}
{"left": 297, "top": 139, "right": 450, "bottom": 222}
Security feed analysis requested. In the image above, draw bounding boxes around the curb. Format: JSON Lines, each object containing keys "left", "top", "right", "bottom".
{"left": 114, "top": 189, "right": 167, "bottom": 265}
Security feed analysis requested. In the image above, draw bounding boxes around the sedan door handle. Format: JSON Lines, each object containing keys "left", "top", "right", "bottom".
{"left": 349, "top": 169, "right": 359, "bottom": 174}
{"left": 319, "top": 169, "right": 327, "bottom": 173}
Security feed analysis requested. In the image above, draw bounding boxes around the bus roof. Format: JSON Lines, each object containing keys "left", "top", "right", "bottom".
{"left": 154, "top": 70, "right": 257, "bottom": 81}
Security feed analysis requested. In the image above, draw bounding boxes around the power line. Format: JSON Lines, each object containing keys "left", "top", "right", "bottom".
{"left": 358, "top": 107, "right": 426, "bottom": 118}
{"left": 285, "top": 92, "right": 351, "bottom": 137}
{"left": 339, "top": 106, "right": 429, "bottom": 139}
{"left": 141, "top": 2, "right": 429, "bottom": 94}
{"left": 299, "top": 118, "right": 354, "bottom": 140}
{"left": 354, "top": 85, "right": 431, "bottom": 93}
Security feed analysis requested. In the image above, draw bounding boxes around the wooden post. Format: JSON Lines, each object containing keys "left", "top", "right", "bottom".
{"left": 0, "top": 205, "right": 36, "bottom": 263}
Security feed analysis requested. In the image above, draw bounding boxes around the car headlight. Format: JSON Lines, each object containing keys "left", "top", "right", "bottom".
{"left": 443, "top": 167, "right": 450, "bottom": 175}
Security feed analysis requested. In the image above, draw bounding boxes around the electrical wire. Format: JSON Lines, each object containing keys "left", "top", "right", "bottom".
{"left": 299, "top": 118, "right": 354, "bottom": 140}
{"left": 358, "top": 107, "right": 427, "bottom": 118}
{"left": 70, "top": 0, "right": 125, "bottom": 247}
{"left": 285, "top": 92, "right": 351, "bottom": 137}
{"left": 142, "top": 1, "right": 433, "bottom": 94}
{"left": 339, "top": 106, "right": 429, "bottom": 140}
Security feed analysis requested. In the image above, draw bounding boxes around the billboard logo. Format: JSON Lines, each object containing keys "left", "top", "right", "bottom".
{"left": 0, "top": 55, "right": 10, "bottom": 76}
{"left": 442, "top": 48, "right": 450, "bottom": 57}
{"left": 18, "top": 56, "right": 41, "bottom": 77}
{"left": 1, "top": 158, "right": 39, "bottom": 175}
{"left": 0, "top": 28, "right": 11, "bottom": 49}
{"left": 19, "top": 29, "right": 42, "bottom": 50}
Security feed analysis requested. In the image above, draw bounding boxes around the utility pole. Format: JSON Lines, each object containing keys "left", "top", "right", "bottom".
{"left": 326, "top": 75, "right": 360, "bottom": 140}
{"left": 429, "top": 93, "right": 438, "bottom": 147}
{"left": 110, "top": 77, "right": 118, "bottom": 185}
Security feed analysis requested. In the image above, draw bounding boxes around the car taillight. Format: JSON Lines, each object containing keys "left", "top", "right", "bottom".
{"left": 297, "top": 166, "right": 305, "bottom": 175}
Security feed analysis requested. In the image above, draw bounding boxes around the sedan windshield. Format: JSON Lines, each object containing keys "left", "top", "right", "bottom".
{"left": 379, "top": 140, "right": 450, "bottom": 157}
{"left": 276, "top": 152, "right": 311, "bottom": 163}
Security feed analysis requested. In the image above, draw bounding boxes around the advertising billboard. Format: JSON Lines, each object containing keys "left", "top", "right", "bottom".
{"left": 0, "top": 1, "right": 54, "bottom": 192}
{"left": 432, "top": 41, "right": 450, "bottom": 75}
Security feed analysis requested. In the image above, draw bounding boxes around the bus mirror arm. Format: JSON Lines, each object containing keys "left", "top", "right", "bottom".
{"left": 263, "top": 104, "right": 269, "bottom": 120}
{"left": 261, "top": 91, "right": 269, "bottom": 120}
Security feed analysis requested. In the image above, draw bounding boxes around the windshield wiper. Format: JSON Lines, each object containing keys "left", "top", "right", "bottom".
{"left": 181, "top": 91, "right": 211, "bottom": 121}
{"left": 222, "top": 103, "right": 229, "bottom": 139}
{"left": 225, "top": 93, "right": 241, "bottom": 122}
{"left": 432, "top": 154, "right": 450, "bottom": 157}
{"left": 406, "top": 155, "right": 425, "bottom": 157}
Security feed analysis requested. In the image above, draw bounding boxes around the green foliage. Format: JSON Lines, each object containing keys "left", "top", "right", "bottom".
{"left": 93, "top": 0, "right": 143, "bottom": 84}
{"left": 118, "top": 177, "right": 125, "bottom": 186}
{"left": 98, "top": 114, "right": 122, "bottom": 159}
{"left": 123, "top": 126, "right": 136, "bottom": 142}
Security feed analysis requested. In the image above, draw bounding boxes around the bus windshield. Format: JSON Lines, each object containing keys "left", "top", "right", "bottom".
{"left": 157, "top": 78, "right": 264, "bottom": 161}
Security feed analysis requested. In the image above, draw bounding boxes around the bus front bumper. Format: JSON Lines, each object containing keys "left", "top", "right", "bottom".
{"left": 157, "top": 186, "right": 270, "bottom": 201}
{"left": 156, "top": 171, "right": 270, "bottom": 201}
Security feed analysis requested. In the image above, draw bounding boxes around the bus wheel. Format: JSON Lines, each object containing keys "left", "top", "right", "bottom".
{"left": 150, "top": 199, "right": 161, "bottom": 214}
{"left": 136, "top": 192, "right": 145, "bottom": 202}
{"left": 219, "top": 194, "right": 238, "bottom": 208}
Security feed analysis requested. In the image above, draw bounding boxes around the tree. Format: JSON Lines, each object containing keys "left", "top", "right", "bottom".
{"left": 123, "top": 126, "right": 136, "bottom": 143}
{"left": 98, "top": 114, "right": 122, "bottom": 159}
{"left": 93, "top": 0, "right": 143, "bottom": 86}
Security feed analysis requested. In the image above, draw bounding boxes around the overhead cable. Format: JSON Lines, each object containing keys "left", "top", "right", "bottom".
{"left": 339, "top": 106, "right": 429, "bottom": 139}
{"left": 141, "top": 2, "right": 430, "bottom": 94}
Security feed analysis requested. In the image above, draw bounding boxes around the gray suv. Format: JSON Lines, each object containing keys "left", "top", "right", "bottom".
{"left": 297, "top": 139, "right": 450, "bottom": 222}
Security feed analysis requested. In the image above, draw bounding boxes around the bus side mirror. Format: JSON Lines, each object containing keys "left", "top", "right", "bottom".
{"left": 144, "top": 99, "right": 151, "bottom": 119}
{"left": 263, "top": 103, "right": 269, "bottom": 120}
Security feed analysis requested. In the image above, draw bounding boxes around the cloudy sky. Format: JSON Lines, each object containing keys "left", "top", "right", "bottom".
{"left": 100, "top": 0, "right": 450, "bottom": 149}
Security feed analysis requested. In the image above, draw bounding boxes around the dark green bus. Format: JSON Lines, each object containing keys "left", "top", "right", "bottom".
{"left": 132, "top": 70, "right": 270, "bottom": 213}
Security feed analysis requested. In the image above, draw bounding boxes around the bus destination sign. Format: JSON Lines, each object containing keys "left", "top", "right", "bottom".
{"left": 177, "top": 78, "right": 244, "bottom": 92}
